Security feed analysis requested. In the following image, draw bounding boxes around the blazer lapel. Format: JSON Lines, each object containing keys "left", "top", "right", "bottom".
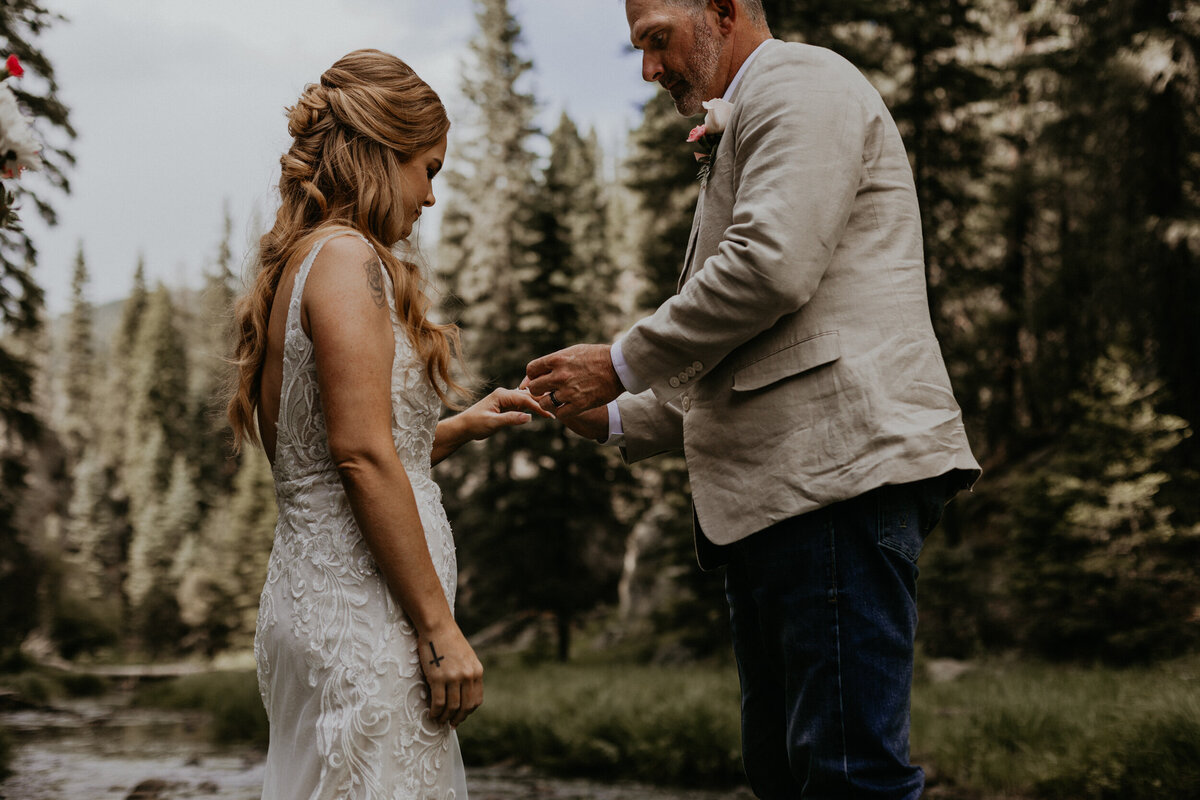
{"left": 679, "top": 188, "right": 707, "bottom": 291}
{"left": 677, "top": 43, "right": 773, "bottom": 291}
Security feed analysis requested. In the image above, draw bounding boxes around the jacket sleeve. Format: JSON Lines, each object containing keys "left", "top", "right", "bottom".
{"left": 619, "top": 55, "right": 867, "bottom": 405}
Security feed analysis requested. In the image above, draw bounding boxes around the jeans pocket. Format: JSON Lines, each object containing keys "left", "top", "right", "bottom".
{"left": 876, "top": 480, "right": 946, "bottom": 564}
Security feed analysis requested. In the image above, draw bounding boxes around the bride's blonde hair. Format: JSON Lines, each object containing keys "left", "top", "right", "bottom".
{"left": 228, "top": 49, "right": 466, "bottom": 451}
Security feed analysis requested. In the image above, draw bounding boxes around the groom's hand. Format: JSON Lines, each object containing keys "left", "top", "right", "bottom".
{"left": 538, "top": 403, "right": 610, "bottom": 443}
{"left": 524, "top": 344, "right": 622, "bottom": 414}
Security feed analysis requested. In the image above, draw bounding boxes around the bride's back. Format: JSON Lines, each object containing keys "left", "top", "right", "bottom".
{"left": 256, "top": 231, "right": 373, "bottom": 465}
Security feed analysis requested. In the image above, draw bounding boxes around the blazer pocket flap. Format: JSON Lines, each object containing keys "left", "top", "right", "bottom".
{"left": 732, "top": 332, "right": 841, "bottom": 392}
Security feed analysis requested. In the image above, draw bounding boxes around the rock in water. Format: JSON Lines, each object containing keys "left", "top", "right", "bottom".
{"left": 125, "top": 778, "right": 170, "bottom": 799}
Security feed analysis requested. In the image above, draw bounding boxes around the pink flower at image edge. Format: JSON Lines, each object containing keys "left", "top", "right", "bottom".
{"left": 5, "top": 55, "right": 22, "bottom": 78}
{"left": 687, "top": 124, "right": 707, "bottom": 143}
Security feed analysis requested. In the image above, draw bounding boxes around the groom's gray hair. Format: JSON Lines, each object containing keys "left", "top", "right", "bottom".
{"left": 627, "top": 0, "right": 769, "bottom": 29}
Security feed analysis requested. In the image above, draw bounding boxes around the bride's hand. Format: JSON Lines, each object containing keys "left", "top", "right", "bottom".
{"left": 460, "top": 387, "right": 554, "bottom": 441}
{"left": 417, "top": 623, "right": 484, "bottom": 728}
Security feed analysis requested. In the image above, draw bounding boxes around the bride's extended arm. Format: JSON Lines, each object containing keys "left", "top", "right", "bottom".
{"left": 431, "top": 387, "right": 553, "bottom": 466}
{"left": 305, "top": 237, "right": 481, "bottom": 729}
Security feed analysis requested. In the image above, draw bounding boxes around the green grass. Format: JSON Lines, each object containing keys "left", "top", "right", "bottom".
{"left": 82, "top": 654, "right": 1200, "bottom": 797}
{"left": 460, "top": 655, "right": 1200, "bottom": 797}
{"left": 132, "top": 671, "right": 268, "bottom": 747}
{"left": 912, "top": 655, "right": 1200, "bottom": 799}
{"left": 457, "top": 661, "right": 745, "bottom": 787}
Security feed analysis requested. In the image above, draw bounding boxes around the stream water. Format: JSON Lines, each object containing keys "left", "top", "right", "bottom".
{"left": 0, "top": 696, "right": 753, "bottom": 800}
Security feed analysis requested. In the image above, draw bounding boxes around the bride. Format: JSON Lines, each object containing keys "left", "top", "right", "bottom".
{"left": 227, "top": 49, "right": 547, "bottom": 799}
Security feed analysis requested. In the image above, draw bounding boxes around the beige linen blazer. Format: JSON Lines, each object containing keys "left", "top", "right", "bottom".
{"left": 617, "top": 40, "right": 981, "bottom": 549}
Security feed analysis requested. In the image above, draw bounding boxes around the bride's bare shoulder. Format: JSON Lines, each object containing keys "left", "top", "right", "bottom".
{"left": 310, "top": 229, "right": 379, "bottom": 273}
{"left": 302, "top": 230, "right": 388, "bottom": 329}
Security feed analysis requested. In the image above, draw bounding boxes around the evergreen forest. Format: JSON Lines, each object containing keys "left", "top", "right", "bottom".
{"left": 3, "top": 0, "right": 1199, "bottom": 677}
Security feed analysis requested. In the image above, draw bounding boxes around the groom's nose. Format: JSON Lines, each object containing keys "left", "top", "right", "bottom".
{"left": 642, "top": 52, "right": 664, "bottom": 83}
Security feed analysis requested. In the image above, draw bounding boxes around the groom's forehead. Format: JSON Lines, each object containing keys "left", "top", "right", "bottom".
{"left": 627, "top": 2, "right": 681, "bottom": 45}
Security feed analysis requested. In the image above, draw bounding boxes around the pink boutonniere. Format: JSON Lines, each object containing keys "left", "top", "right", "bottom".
{"left": 687, "top": 98, "right": 734, "bottom": 187}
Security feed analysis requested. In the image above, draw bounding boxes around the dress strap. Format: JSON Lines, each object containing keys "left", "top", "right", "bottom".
{"left": 284, "top": 229, "right": 376, "bottom": 335}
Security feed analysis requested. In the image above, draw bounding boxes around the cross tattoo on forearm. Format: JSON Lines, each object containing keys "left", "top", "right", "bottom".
{"left": 429, "top": 642, "right": 445, "bottom": 668}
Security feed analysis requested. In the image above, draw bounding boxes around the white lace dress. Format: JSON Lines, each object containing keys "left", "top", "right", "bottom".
{"left": 256, "top": 231, "right": 467, "bottom": 799}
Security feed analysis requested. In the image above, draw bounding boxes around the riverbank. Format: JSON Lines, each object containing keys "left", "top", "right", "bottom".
{"left": 0, "top": 691, "right": 752, "bottom": 800}
{"left": 3, "top": 654, "right": 1198, "bottom": 798}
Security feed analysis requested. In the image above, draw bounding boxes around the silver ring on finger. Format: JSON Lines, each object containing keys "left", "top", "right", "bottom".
{"left": 550, "top": 390, "right": 566, "bottom": 408}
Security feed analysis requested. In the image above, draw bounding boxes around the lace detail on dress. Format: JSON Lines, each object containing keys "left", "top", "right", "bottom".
{"left": 255, "top": 231, "right": 464, "bottom": 799}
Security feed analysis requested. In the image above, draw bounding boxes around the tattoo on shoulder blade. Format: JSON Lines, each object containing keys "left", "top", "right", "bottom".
{"left": 364, "top": 258, "right": 386, "bottom": 308}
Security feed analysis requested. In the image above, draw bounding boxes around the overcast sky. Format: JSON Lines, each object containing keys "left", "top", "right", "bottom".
{"left": 22, "top": 0, "right": 655, "bottom": 315}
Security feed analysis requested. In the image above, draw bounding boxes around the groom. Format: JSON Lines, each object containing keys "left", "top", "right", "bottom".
{"left": 525, "top": 0, "right": 980, "bottom": 797}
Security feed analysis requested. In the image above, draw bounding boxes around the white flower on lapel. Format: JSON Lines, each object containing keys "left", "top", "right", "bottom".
{"left": 686, "top": 99, "right": 733, "bottom": 187}
{"left": 701, "top": 98, "right": 734, "bottom": 135}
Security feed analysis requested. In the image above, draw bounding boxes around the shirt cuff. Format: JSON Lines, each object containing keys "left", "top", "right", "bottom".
{"left": 602, "top": 400, "right": 624, "bottom": 447}
{"left": 611, "top": 338, "right": 649, "bottom": 395}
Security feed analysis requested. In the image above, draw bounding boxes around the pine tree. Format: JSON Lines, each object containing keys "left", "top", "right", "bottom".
{"left": 123, "top": 424, "right": 168, "bottom": 610}
{"left": 438, "top": 0, "right": 538, "bottom": 387}
{"left": 126, "top": 454, "right": 196, "bottom": 652}
{"left": 115, "top": 257, "right": 149, "bottom": 356}
{"left": 172, "top": 436, "right": 274, "bottom": 656}
{"left": 0, "top": 0, "right": 74, "bottom": 659}
{"left": 173, "top": 507, "right": 237, "bottom": 655}
{"left": 224, "top": 444, "right": 276, "bottom": 642}
{"left": 1054, "top": 0, "right": 1200, "bottom": 437}
{"left": 64, "top": 449, "right": 123, "bottom": 603}
{"left": 435, "top": 0, "right": 542, "bottom": 633}
{"left": 61, "top": 242, "right": 93, "bottom": 458}
{"left": 94, "top": 257, "right": 149, "bottom": 470}
{"left": 1008, "top": 350, "right": 1200, "bottom": 663}
{"left": 123, "top": 283, "right": 190, "bottom": 516}
{"left": 172, "top": 448, "right": 274, "bottom": 656}
{"left": 460, "top": 114, "right": 628, "bottom": 660}
{"left": 120, "top": 285, "right": 191, "bottom": 650}
{"left": 189, "top": 205, "right": 238, "bottom": 498}
{"left": 624, "top": 92, "right": 700, "bottom": 308}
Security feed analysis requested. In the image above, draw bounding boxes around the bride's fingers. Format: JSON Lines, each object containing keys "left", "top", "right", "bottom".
{"left": 502, "top": 388, "right": 554, "bottom": 418}
{"left": 427, "top": 679, "right": 447, "bottom": 723}
{"left": 453, "top": 677, "right": 482, "bottom": 728}
{"left": 442, "top": 681, "right": 462, "bottom": 727}
{"left": 467, "top": 675, "right": 483, "bottom": 711}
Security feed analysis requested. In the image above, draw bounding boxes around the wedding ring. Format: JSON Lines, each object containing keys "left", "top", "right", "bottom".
{"left": 550, "top": 390, "right": 566, "bottom": 408}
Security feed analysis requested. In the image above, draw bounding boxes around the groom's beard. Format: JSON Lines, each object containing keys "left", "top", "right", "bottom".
{"left": 667, "top": 17, "right": 722, "bottom": 116}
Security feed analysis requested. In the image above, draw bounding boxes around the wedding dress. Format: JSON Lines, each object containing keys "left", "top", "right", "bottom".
{"left": 255, "top": 230, "right": 468, "bottom": 799}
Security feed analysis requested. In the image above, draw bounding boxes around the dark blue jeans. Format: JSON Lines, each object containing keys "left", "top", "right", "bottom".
{"left": 724, "top": 476, "right": 951, "bottom": 799}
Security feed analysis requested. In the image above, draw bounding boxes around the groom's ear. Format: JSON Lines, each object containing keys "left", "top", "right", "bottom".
{"left": 710, "top": 0, "right": 737, "bottom": 32}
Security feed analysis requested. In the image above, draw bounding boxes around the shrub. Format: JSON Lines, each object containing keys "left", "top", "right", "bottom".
{"left": 133, "top": 671, "right": 267, "bottom": 747}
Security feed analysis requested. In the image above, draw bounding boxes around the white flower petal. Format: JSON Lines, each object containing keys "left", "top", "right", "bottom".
{"left": 701, "top": 98, "right": 735, "bottom": 134}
